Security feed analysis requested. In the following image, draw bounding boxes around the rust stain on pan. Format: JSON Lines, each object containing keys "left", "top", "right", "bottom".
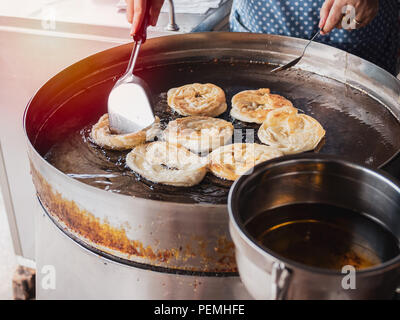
{"left": 30, "top": 163, "right": 237, "bottom": 272}
{"left": 215, "top": 235, "right": 236, "bottom": 267}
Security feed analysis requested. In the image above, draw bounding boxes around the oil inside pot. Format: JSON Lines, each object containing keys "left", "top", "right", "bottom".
{"left": 246, "top": 203, "right": 400, "bottom": 271}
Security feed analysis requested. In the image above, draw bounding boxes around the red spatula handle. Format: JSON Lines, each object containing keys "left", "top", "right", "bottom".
{"left": 132, "top": 2, "right": 151, "bottom": 43}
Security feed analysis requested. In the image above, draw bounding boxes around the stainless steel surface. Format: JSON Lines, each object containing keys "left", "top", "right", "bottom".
{"left": 25, "top": 31, "right": 400, "bottom": 265}
{"left": 36, "top": 201, "right": 251, "bottom": 300}
{"left": 109, "top": 2, "right": 156, "bottom": 134}
{"left": 0, "top": 182, "right": 18, "bottom": 300}
{"left": 0, "top": 142, "right": 22, "bottom": 256}
{"left": 24, "top": 32, "right": 400, "bottom": 298}
{"left": 116, "top": 0, "right": 232, "bottom": 33}
{"left": 0, "top": 3, "right": 229, "bottom": 263}
{"left": 270, "top": 262, "right": 291, "bottom": 300}
{"left": 166, "top": 0, "right": 179, "bottom": 31}
{"left": 108, "top": 39, "right": 156, "bottom": 134}
{"left": 0, "top": 15, "right": 132, "bottom": 261}
{"left": 270, "top": 30, "right": 320, "bottom": 73}
{"left": 229, "top": 154, "right": 400, "bottom": 299}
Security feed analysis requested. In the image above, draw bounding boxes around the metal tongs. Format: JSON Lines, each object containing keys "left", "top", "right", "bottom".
{"left": 108, "top": 4, "right": 155, "bottom": 134}
{"left": 271, "top": 30, "right": 320, "bottom": 73}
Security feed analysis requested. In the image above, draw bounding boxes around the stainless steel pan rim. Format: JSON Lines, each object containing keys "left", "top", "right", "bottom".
{"left": 228, "top": 153, "right": 400, "bottom": 277}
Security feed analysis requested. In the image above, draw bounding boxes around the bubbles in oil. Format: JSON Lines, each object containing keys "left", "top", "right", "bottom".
{"left": 43, "top": 60, "right": 400, "bottom": 204}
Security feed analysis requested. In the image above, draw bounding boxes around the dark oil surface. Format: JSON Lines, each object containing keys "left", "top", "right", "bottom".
{"left": 42, "top": 60, "right": 400, "bottom": 204}
{"left": 247, "top": 203, "right": 400, "bottom": 270}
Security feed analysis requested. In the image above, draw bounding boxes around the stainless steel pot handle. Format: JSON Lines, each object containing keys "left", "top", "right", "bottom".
{"left": 270, "top": 262, "right": 292, "bottom": 300}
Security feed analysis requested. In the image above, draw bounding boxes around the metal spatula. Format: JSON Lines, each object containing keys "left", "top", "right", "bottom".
{"left": 108, "top": 5, "right": 155, "bottom": 134}
{"left": 271, "top": 30, "right": 320, "bottom": 73}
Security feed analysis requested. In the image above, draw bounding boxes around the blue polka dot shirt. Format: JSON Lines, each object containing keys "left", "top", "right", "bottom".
{"left": 230, "top": 0, "right": 399, "bottom": 75}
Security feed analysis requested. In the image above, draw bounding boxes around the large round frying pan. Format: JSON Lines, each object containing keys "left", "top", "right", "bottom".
{"left": 24, "top": 32, "right": 400, "bottom": 274}
{"left": 27, "top": 32, "right": 400, "bottom": 205}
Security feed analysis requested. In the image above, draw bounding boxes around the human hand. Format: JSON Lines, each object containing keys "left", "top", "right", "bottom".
{"left": 126, "top": 0, "right": 165, "bottom": 36}
{"left": 319, "top": 0, "right": 379, "bottom": 35}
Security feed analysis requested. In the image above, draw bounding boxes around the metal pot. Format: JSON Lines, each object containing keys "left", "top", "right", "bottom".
{"left": 229, "top": 154, "right": 400, "bottom": 300}
{"left": 24, "top": 32, "right": 400, "bottom": 299}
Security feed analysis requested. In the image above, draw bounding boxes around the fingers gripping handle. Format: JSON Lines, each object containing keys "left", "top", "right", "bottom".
{"left": 133, "top": 2, "right": 151, "bottom": 43}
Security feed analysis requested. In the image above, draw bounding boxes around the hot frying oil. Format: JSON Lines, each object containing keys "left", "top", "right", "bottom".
{"left": 249, "top": 203, "right": 400, "bottom": 271}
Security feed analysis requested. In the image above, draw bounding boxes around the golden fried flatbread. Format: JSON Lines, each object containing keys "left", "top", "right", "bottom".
{"left": 90, "top": 113, "right": 160, "bottom": 150}
{"left": 163, "top": 116, "right": 234, "bottom": 154}
{"left": 258, "top": 107, "right": 326, "bottom": 154}
{"left": 126, "top": 141, "right": 207, "bottom": 187}
{"left": 208, "top": 143, "right": 283, "bottom": 181}
{"left": 230, "top": 88, "right": 296, "bottom": 123}
{"left": 167, "top": 83, "right": 227, "bottom": 117}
